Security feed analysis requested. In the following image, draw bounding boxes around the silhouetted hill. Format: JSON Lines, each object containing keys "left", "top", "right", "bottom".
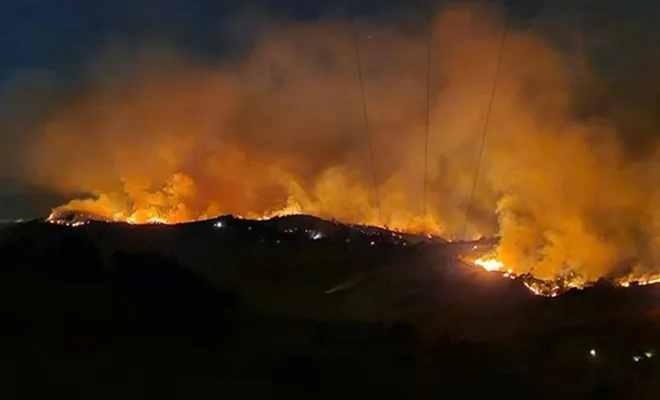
{"left": 0, "top": 218, "right": 659, "bottom": 398}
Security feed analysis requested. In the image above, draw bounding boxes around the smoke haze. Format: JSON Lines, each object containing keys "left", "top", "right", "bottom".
{"left": 6, "top": 2, "right": 660, "bottom": 281}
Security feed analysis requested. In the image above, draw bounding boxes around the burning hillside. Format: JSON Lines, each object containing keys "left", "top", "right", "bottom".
{"left": 13, "top": 2, "right": 660, "bottom": 289}
{"left": 43, "top": 208, "right": 660, "bottom": 298}
{"left": 467, "top": 254, "right": 660, "bottom": 297}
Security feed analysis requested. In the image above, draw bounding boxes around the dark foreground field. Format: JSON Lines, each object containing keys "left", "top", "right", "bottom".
{"left": 0, "top": 216, "right": 659, "bottom": 399}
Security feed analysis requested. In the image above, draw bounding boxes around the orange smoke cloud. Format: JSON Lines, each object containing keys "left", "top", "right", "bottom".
{"left": 20, "top": 2, "right": 660, "bottom": 282}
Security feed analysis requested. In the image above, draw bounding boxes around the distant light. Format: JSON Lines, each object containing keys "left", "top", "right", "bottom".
{"left": 214, "top": 221, "right": 224, "bottom": 228}
{"left": 310, "top": 231, "right": 324, "bottom": 240}
{"left": 645, "top": 351, "right": 654, "bottom": 359}
{"left": 633, "top": 356, "right": 642, "bottom": 362}
{"left": 590, "top": 349, "right": 596, "bottom": 357}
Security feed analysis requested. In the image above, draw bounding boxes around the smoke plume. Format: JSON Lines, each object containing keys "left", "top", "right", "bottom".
{"left": 11, "top": 2, "right": 660, "bottom": 280}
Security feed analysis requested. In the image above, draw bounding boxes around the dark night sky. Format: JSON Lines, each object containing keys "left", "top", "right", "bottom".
{"left": 1, "top": 0, "right": 657, "bottom": 83}
{"left": 0, "top": 0, "right": 659, "bottom": 218}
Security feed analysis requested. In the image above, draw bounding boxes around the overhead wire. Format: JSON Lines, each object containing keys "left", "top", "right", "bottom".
{"left": 422, "top": 8, "right": 434, "bottom": 232}
{"left": 351, "top": 5, "right": 382, "bottom": 225}
{"left": 462, "top": 10, "right": 509, "bottom": 239}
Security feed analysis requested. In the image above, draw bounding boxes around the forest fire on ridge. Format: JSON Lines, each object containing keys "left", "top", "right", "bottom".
{"left": 28, "top": 3, "right": 660, "bottom": 295}
{"left": 45, "top": 201, "right": 660, "bottom": 298}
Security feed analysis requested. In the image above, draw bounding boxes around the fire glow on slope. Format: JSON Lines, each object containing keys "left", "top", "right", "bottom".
{"left": 45, "top": 195, "right": 660, "bottom": 298}
{"left": 44, "top": 207, "right": 660, "bottom": 298}
{"left": 472, "top": 257, "right": 660, "bottom": 297}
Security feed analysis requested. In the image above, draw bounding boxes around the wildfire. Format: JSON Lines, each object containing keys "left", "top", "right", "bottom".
{"left": 48, "top": 209, "right": 170, "bottom": 226}
{"left": 16, "top": 1, "right": 660, "bottom": 305}
{"left": 126, "top": 215, "right": 168, "bottom": 225}
{"left": 471, "top": 257, "right": 660, "bottom": 297}
{"left": 46, "top": 216, "right": 88, "bottom": 227}
{"left": 42, "top": 170, "right": 439, "bottom": 232}
{"left": 469, "top": 257, "right": 583, "bottom": 297}
{"left": 46, "top": 196, "right": 660, "bottom": 298}
{"left": 45, "top": 205, "right": 660, "bottom": 298}
{"left": 47, "top": 198, "right": 305, "bottom": 227}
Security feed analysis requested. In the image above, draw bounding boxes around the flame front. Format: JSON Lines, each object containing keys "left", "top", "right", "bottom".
{"left": 45, "top": 169, "right": 445, "bottom": 231}
{"left": 617, "top": 274, "right": 660, "bottom": 288}
{"left": 471, "top": 257, "right": 660, "bottom": 297}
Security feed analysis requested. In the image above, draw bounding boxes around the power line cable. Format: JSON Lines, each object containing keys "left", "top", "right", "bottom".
{"left": 462, "top": 11, "right": 509, "bottom": 239}
{"left": 351, "top": 8, "right": 382, "bottom": 224}
{"left": 422, "top": 9, "right": 434, "bottom": 231}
